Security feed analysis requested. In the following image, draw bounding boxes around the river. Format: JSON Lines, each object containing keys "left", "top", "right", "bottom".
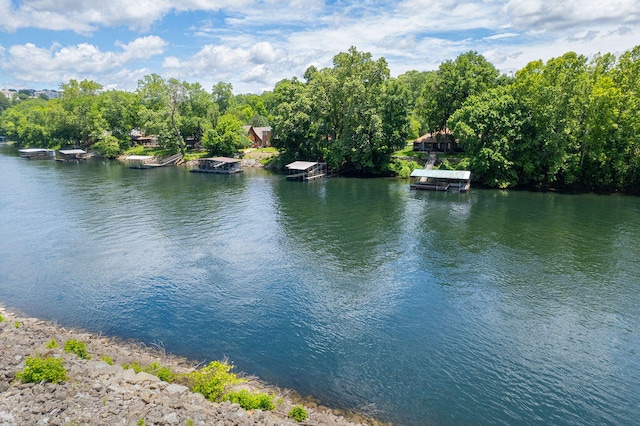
{"left": 1, "top": 145, "right": 639, "bottom": 425}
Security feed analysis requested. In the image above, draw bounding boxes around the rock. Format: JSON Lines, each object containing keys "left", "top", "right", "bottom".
{"left": 0, "top": 306, "right": 372, "bottom": 426}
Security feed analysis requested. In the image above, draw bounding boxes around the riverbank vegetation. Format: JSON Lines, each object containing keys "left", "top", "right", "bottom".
{"left": 1, "top": 46, "right": 639, "bottom": 192}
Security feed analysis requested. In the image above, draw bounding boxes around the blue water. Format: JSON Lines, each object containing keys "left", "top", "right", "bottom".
{"left": 1, "top": 145, "right": 639, "bottom": 425}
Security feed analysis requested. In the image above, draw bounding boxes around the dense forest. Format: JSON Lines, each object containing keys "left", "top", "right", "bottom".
{"left": 1, "top": 46, "right": 639, "bottom": 192}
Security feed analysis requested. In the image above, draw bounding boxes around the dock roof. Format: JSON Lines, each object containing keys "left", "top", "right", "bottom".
{"left": 203, "top": 157, "right": 239, "bottom": 163}
{"left": 286, "top": 161, "right": 319, "bottom": 171}
{"left": 410, "top": 169, "right": 471, "bottom": 180}
{"left": 59, "top": 149, "right": 86, "bottom": 155}
{"left": 19, "top": 148, "right": 53, "bottom": 153}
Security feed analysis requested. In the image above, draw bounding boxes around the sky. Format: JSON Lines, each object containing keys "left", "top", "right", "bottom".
{"left": 1, "top": 0, "right": 639, "bottom": 94}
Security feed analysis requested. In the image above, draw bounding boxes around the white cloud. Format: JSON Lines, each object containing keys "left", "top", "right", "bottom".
{"left": 1, "top": 0, "right": 639, "bottom": 92}
{"left": 0, "top": 37, "right": 167, "bottom": 88}
{"left": 0, "top": 0, "right": 257, "bottom": 33}
{"left": 250, "top": 42, "right": 276, "bottom": 64}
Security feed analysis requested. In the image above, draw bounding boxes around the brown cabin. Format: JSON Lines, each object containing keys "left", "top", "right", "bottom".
{"left": 246, "top": 126, "right": 272, "bottom": 148}
{"left": 413, "top": 131, "right": 459, "bottom": 153}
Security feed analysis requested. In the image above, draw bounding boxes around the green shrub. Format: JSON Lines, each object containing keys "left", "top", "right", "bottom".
{"left": 223, "top": 389, "right": 276, "bottom": 411}
{"left": 388, "top": 158, "right": 421, "bottom": 178}
{"left": 100, "top": 355, "right": 114, "bottom": 365}
{"left": 14, "top": 322, "right": 20, "bottom": 328}
{"left": 288, "top": 405, "right": 309, "bottom": 422}
{"left": 16, "top": 355, "right": 68, "bottom": 383}
{"left": 46, "top": 339, "right": 59, "bottom": 349}
{"left": 143, "top": 361, "right": 174, "bottom": 382}
{"left": 0, "top": 313, "right": 4, "bottom": 322}
{"left": 184, "top": 361, "right": 246, "bottom": 401}
{"left": 122, "top": 361, "right": 141, "bottom": 372}
{"left": 64, "top": 339, "right": 90, "bottom": 359}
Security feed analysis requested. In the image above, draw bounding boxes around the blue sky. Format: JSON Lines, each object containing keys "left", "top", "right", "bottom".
{"left": 1, "top": 0, "right": 639, "bottom": 94}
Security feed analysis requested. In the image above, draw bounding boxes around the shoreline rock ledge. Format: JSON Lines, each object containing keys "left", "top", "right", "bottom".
{"left": 0, "top": 306, "right": 380, "bottom": 426}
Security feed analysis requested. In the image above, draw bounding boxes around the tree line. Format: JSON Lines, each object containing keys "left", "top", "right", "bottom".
{"left": 1, "top": 46, "right": 639, "bottom": 192}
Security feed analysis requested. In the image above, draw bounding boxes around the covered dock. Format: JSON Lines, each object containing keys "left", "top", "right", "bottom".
{"left": 285, "top": 161, "right": 326, "bottom": 181}
{"left": 57, "top": 149, "right": 89, "bottom": 161}
{"left": 410, "top": 169, "right": 471, "bottom": 192}
{"left": 19, "top": 148, "right": 55, "bottom": 159}
{"left": 191, "top": 157, "right": 242, "bottom": 174}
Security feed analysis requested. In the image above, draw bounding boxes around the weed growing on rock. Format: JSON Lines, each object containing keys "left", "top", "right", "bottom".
{"left": 16, "top": 355, "right": 68, "bottom": 383}
{"left": 14, "top": 322, "right": 20, "bottom": 328}
{"left": 46, "top": 338, "right": 59, "bottom": 349}
{"left": 182, "top": 361, "right": 246, "bottom": 401}
{"left": 123, "top": 361, "right": 175, "bottom": 382}
{"left": 223, "top": 389, "right": 276, "bottom": 411}
{"left": 288, "top": 405, "right": 309, "bottom": 422}
{"left": 64, "top": 339, "right": 90, "bottom": 359}
{"left": 0, "top": 313, "right": 4, "bottom": 322}
{"left": 100, "top": 355, "right": 114, "bottom": 365}
{"left": 144, "top": 361, "right": 175, "bottom": 382}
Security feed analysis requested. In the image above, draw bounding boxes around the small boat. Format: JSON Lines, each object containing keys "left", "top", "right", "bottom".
{"left": 409, "top": 169, "right": 471, "bottom": 192}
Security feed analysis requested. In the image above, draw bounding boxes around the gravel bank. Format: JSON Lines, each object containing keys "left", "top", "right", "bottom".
{"left": 0, "top": 306, "right": 379, "bottom": 426}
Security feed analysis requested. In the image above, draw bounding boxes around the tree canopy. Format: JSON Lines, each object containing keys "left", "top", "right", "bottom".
{"left": 1, "top": 45, "right": 640, "bottom": 192}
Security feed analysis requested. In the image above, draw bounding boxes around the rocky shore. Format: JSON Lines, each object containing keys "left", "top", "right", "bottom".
{"left": 0, "top": 306, "right": 377, "bottom": 426}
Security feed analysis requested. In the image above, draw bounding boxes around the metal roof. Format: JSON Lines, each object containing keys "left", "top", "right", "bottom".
{"left": 204, "top": 157, "right": 239, "bottom": 163}
{"left": 59, "top": 149, "right": 86, "bottom": 155}
{"left": 410, "top": 169, "right": 471, "bottom": 180}
{"left": 286, "top": 161, "right": 319, "bottom": 171}
{"left": 19, "top": 148, "right": 53, "bottom": 153}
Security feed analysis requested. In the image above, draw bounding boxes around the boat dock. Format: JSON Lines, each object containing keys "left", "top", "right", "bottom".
{"left": 410, "top": 169, "right": 471, "bottom": 192}
{"left": 191, "top": 157, "right": 242, "bottom": 174}
{"left": 19, "top": 148, "right": 55, "bottom": 159}
{"left": 285, "top": 161, "right": 327, "bottom": 181}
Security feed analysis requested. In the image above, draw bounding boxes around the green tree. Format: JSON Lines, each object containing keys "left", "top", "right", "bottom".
{"left": 419, "top": 51, "right": 500, "bottom": 136}
{"left": 202, "top": 113, "right": 248, "bottom": 156}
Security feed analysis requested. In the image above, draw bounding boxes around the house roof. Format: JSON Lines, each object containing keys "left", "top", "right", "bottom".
{"left": 286, "top": 161, "right": 319, "bottom": 171}
{"left": 410, "top": 169, "right": 471, "bottom": 180}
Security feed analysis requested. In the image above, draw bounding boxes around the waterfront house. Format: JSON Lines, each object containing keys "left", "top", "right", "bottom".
{"left": 413, "top": 131, "right": 459, "bottom": 152}
{"left": 246, "top": 126, "right": 272, "bottom": 148}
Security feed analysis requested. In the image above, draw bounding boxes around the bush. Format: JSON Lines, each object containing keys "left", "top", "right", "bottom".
{"left": 288, "top": 405, "right": 309, "bottom": 422}
{"left": 64, "top": 339, "right": 90, "bottom": 359}
{"left": 16, "top": 355, "right": 68, "bottom": 383}
{"left": 100, "top": 355, "right": 114, "bottom": 365}
{"left": 388, "top": 158, "right": 421, "bottom": 178}
{"left": 184, "top": 361, "right": 246, "bottom": 401}
{"left": 223, "top": 389, "right": 275, "bottom": 411}
{"left": 46, "top": 339, "right": 59, "bottom": 349}
{"left": 0, "top": 313, "right": 4, "bottom": 322}
{"left": 143, "top": 361, "right": 174, "bottom": 382}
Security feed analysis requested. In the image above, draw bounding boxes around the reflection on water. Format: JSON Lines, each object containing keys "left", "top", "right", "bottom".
{"left": 1, "top": 145, "right": 639, "bottom": 425}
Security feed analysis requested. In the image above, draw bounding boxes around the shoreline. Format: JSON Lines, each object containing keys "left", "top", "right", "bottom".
{"left": 0, "top": 305, "right": 383, "bottom": 426}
